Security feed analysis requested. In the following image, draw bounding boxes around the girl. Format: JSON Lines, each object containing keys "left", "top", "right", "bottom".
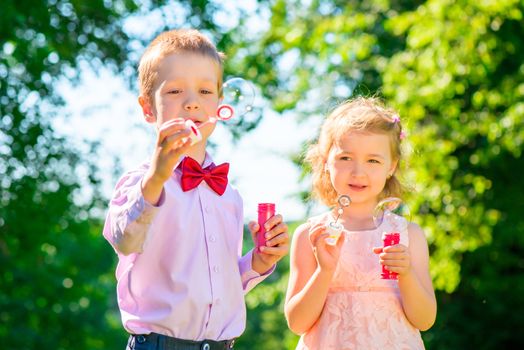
{"left": 285, "top": 97, "right": 436, "bottom": 349}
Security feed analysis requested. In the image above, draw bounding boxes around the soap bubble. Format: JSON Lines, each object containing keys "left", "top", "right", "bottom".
{"left": 216, "top": 77, "right": 255, "bottom": 121}
{"left": 372, "top": 197, "right": 411, "bottom": 231}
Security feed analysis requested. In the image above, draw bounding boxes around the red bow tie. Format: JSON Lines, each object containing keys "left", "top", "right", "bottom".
{"left": 180, "top": 157, "right": 229, "bottom": 196}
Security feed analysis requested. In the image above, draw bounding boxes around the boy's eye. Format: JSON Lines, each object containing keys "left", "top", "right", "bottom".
{"left": 368, "top": 159, "right": 381, "bottom": 164}
{"left": 200, "top": 89, "right": 213, "bottom": 94}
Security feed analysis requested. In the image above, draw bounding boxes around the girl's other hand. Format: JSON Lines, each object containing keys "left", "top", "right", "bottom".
{"left": 372, "top": 244, "right": 411, "bottom": 276}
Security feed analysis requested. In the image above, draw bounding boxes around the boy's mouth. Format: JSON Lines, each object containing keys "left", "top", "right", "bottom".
{"left": 184, "top": 117, "right": 203, "bottom": 125}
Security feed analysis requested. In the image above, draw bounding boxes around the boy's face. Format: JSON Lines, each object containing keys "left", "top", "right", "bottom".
{"left": 139, "top": 51, "right": 221, "bottom": 145}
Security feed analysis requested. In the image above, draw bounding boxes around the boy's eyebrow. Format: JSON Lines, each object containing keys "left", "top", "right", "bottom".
{"left": 164, "top": 78, "right": 218, "bottom": 89}
{"left": 168, "top": 77, "right": 217, "bottom": 83}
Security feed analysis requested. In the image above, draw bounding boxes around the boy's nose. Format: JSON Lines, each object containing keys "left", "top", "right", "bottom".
{"left": 184, "top": 101, "right": 199, "bottom": 111}
{"left": 184, "top": 94, "right": 200, "bottom": 111}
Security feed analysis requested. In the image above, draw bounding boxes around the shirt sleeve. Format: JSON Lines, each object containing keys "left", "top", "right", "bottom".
{"left": 102, "top": 168, "right": 165, "bottom": 255}
{"left": 238, "top": 249, "right": 276, "bottom": 294}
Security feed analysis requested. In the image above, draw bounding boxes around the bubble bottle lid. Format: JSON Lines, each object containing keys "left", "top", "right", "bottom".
{"left": 258, "top": 203, "right": 275, "bottom": 212}
{"left": 184, "top": 120, "right": 202, "bottom": 146}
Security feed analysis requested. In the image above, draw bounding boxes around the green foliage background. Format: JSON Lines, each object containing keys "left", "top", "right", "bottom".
{"left": 1, "top": 0, "right": 522, "bottom": 349}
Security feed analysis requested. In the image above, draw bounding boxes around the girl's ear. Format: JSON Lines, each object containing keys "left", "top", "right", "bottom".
{"left": 389, "top": 159, "right": 399, "bottom": 177}
{"left": 138, "top": 95, "right": 155, "bottom": 123}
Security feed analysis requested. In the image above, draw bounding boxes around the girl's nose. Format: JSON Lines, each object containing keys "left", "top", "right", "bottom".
{"left": 351, "top": 163, "right": 365, "bottom": 177}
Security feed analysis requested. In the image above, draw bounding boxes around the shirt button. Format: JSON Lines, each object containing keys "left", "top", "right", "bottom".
{"left": 210, "top": 236, "right": 216, "bottom": 242}
{"left": 205, "top": 206, "right": 211, "bottom": 214}
{"left": 136, "top": 335, "right": 146, "bottom": 344}
{"left": 214, "top": 266, "right": 219, "bottom": 273}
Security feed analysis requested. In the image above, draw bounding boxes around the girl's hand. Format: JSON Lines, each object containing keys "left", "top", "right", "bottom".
{"left": 149, "top": 118, "right": 192, "bottom": 183}
{"left": 372, "top": 244, "right": 411, "bottom": 276}
{"left": 308, "top": 223, "right": 344, "bottom": 273}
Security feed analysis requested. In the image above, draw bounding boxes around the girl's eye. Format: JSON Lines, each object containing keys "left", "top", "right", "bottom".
{"left": 339, "top": 156, "right": 351, "bottom": 161}
{"left": 369, "top": 159, "right": 380, "bottom": 164}
{"left": 200, "top": 89, "right": 213, "bottom": 94}
{"left": 168, "top": 89, "right": 182, "bottom": 94}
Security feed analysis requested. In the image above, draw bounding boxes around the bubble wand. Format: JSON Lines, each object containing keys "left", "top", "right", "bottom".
{"left": 183, "top": 78, "right": 255, "bottom": 145}
{"left": 325, "top": 195, "right": 351, "bottom": 245}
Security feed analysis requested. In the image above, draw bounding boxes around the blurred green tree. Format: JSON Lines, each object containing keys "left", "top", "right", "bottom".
{"left": 228, "top": 0, "right": 523, "bottom": 348}
{"left": 3, "top": 0, "right": 523, "bottom": 349}
{"left": 0, "top": 0, "right": 221, "bottom": 348}
{"left": 0, "top": 1, "right": 144, "bottom": 348}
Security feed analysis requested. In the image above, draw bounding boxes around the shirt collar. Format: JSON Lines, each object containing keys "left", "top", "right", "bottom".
{"left": 175, "top": 152, "right": 215, "bottom": 173}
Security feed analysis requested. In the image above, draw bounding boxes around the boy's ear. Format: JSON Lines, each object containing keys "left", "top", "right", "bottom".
{"left": 138, "top": 95, "right": 155, "bottom": 123}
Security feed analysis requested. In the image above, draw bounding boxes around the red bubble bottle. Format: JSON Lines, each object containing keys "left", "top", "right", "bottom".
{"left": 257, "top": 203, "right": 275, "bottom": 253}
{"left": 381, "top": 232, "right": 400, "bottom": 280}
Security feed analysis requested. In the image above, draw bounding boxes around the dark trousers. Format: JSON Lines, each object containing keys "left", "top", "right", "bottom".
{"left": 126, "top": 333, "right": 235, "bottom": 350}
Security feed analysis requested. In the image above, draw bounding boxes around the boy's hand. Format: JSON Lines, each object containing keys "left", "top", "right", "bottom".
{"left": 308, "top": 223, "right": 345, "bottom": 273}
{"left": 249, "top": 214, "right": 289, "bottom": 274}
{"left": 373, "top": 244, "right": 411, "bottom": 276}
{"left": 151, "top": 119, "right": 192, "bottom": 181}
{"left": 142, "top": 119, "right": 191, "bottom": 205}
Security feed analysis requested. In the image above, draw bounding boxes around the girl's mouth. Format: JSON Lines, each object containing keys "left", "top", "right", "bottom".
{"left": 349, "top": 184, "right": 367, "bottom": 191}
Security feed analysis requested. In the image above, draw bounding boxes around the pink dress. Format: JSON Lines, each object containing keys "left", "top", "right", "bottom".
{"left": 296, "top": 212, "right": 425, "bottom": 350}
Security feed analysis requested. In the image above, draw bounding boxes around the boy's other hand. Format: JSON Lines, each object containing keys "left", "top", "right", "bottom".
{"left": 249, "top": 214, "right": 289, "bottom": 274}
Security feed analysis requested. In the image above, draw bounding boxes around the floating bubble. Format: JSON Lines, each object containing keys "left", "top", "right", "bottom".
{"left": 372, "top": 197, "right": 411, "bottom": 231}
{"left": 191, "top": 77, "right": 256, "bottom": 144}
{"left": 217, "top": 77, "right": 255, "bottom": 121}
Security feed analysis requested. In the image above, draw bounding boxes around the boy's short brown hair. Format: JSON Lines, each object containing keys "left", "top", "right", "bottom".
{"left": 138, "top": 29, "right": 225, "bottom": 101}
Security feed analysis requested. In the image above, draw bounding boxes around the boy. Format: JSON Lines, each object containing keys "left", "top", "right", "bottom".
{"left": 103, "top": 29, "right": 289, "bottom": 350}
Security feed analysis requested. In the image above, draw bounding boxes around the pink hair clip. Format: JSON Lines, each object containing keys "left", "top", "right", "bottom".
{"left": 399, "top": 131, "right": 406, "bottom": 140}
{"left": 392, "top": 114, "right": 401, "bottom": 123}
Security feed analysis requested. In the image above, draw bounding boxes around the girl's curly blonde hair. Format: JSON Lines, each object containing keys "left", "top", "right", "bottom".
{"left": 306, "top": 97, "right": 405, "bottom": 207}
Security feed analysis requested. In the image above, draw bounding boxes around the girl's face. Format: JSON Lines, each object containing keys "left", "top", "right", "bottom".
{"left": 326, "top": 131, "right": 397, "bottom": 206}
